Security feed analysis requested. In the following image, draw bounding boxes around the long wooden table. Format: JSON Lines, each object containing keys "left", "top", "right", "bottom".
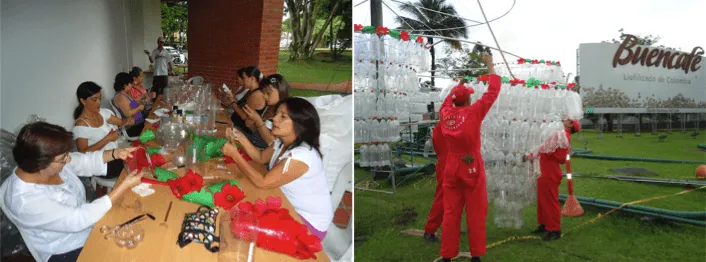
{"left": 78, "top": 97, "right": 330, "bottom": 262}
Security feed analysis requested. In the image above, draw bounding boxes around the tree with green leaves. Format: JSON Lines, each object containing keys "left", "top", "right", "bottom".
{"left": 394, "top": 0, "right": 467, "bottom": 86}
{"left": 284, "top": 0, "right": 349, "bottom": 61}
{"left": 436, "top": 43, "right": 487, "bottom": 81}
{"left": 161, "top": 2, "right": 188, "bottom": 47}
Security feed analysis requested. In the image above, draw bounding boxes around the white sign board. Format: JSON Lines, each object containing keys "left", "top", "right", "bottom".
{"left": 578, "top": 41, "right": 705, "bottom": 109}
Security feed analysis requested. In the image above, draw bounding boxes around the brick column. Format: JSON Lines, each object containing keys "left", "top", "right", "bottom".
{"left": 188, "top": 0, "right": 284, "bottom": 88}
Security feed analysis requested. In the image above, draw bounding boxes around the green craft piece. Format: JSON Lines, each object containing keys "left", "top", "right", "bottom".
{"left": 471, "top": 77, "right": 477, "bottom": 82}
{"left": 464, "top": 76, "right": 472, "bottom": 82}
{"left": 185, "top": 110, "right": 194, "bottom": 115}
{"left": 155, "top": 167, "right": 179, "bottom": 182}
{"left": 146, "top": 147, "right": 162, "bottom": 156}
{"left": 501, "top": 76, "right": 510, "bottom": 83}
{"left": 182, "top": 188, "right": 215, "bottom": 208}
{"left": 556, "top": 84, "right": 566, "bottom": 89}
{"left": 207, "top": 180, "right": 241, "bottom": 193}
{"left": 205, "top": 138, "right": 228, "bottom": 159}
{"left": 389, "top": 30, "right": 401, "bottom": 39}
{"left": 552, "top": 61, "right": 557, "bottom": 65}
{"left": 139, "top": 129, "right": 156, "bottom": 143}
{"left": 539, "top": 59, "right": 545, "bottom": 64}
{"left": 361, "top": 26, "right": 375, "bottom": 34}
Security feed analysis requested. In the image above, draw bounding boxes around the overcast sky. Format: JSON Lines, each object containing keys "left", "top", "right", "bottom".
{"left": 353, "top": 0, "right": 706, "bottom": 88}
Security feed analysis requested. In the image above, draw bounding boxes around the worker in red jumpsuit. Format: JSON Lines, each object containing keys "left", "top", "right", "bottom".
{"left": 439, "top": 53, "right": 499, "bottom": 262}
{"left": 532, "top": 119, "right": 580, "bottom": 241}
{"left": 423, "top": 123, "right": 447, "bottom": 242}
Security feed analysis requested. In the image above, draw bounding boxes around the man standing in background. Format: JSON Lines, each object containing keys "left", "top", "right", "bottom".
{"left": 144, "top": 37, "right": 172, "bottom": 97}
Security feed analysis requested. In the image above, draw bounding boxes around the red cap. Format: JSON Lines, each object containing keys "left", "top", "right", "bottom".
{"left": 572, "top": 119, "right": 581, "bottom": 132}
{"left": 450, "top": 84, "right": 472, "bottom": 105}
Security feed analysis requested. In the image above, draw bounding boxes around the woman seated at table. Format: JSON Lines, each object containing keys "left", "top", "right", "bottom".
{"left": 223, "top": 66, "right": 266, "bottom": 133}
{"left": 222, "top": 97, "right": 333, "bottom": 240}
{"left": 112, "top": 72, "right": 145, "bottom": 137}
{"left": 240, "top": 74, "right": 290, "bottom": 148}
{"left": 2, "top": 121, "right": 143, "bottom": 262}
{"left": 73, "top": 81, "right": 134, "bottom": 179}
{"left": 129, "top": 66, "right": 157, "bottom": 101}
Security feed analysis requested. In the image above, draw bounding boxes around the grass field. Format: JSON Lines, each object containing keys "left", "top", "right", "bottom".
{"left": 277, "top": 50, "right": 352, "bottom": 84}
{"left": 354, "top": 130, "right": 706, "bottom": 262}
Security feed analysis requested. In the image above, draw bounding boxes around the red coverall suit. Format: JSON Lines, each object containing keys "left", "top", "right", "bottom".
{"left": 439, "top": 75, "right": 501, "bottom": 258}
{"left": 536, "top": 130, "right": 571, "bottom": 232}
{"left": 424, "top": 125, "right": 447, "bottom": 235}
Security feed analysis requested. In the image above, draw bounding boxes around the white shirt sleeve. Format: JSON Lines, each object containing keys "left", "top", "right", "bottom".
{"left": 67, "top": 151, "right": 108, "bottom": 177}
{"left": 72, "top": 126, "right": 90, "bottom": 140}
{"left": 288, "top": 145, "right": 319, "bottom": 169}
{"left": 13, "top": 194, "right": 112, "bottom": 233}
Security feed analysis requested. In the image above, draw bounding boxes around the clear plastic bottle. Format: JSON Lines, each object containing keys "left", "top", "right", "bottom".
{"left": 359, "top": 143, "right": 369, "bottom": 167}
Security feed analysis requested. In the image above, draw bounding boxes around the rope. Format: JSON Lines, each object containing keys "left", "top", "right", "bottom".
{"left": 430, "top": 185, "right": 706, "bottom": 261}
{"left": 476, "top": 0, "right": 515, "bottom": 79}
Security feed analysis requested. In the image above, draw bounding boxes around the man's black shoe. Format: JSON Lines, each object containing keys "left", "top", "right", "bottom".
{"left": 531, "top": 224, "right": 546, "bottom": 234}
{"left": 542, "top": 230, "right": 561, "bottom": 241}
{"left": 471, "top": 256, "right": 481, "bottom": 262}
{"left": 424, "top": 233, "right": 440, "bottom": 242}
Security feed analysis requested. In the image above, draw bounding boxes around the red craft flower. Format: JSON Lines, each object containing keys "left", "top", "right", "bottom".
{"left": 556, "top": 61, "right": 561, "bottom": 66}
{"left": 532, "top": 59, "right": 539, "bottom": 64}
{"left": 375, "top": 26, "right": 388, "bottom": 35}
{"left": 150, "top": 154, "right": 166, "bottom": 167}
{"left": 125, "top": 147, "right": 150, "bottom": 172}
{"left": 224, "top": 156, "right": 235, "bottom": 164}
{"left": 131, "top": 140, "right": 143, "bottom": 147}
{"left": 416, "top": 36, "right": 423, "bottom": 43}
{"left": 546, "top": 61, "right": 552, "bottom": 65}
{"left": 354, "top": 24, "right": 363, "bottom": 32}
{"left": 517, "top": 58, "right": 525, "bottom": 64}
{"left": 477, "top": 75, "right": 489, "bottom": 81}
{"left": 400, "top": 31, "right": 410, "bottom": 41}
{"left": 167, "top": 179, "right": 190, "bottom": 199}
{"left": 541, "top": 84, "right": 549, "bottom": 89}
{"left": 214, "top": 183, "right": 245, "bottom": 210}
{"left": 151, "top": 123, "right": 160, "bottom": 129}
{"left": 182, "top": 169, "right": 204, "bottom": 192}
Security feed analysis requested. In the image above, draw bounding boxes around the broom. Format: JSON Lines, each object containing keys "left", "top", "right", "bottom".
{"left": 561, "top": 153, "right": 584, "bottom": 216}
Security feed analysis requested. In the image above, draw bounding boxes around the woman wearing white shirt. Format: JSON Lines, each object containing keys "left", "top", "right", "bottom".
{"left": 222, "top": 97, "right": 332, "bottom": 240}
{"left": 73, "top": 81, "right": 134, "bottom": 179}
{"left": 2, "top": 122, "right": 144, "bottom": 262}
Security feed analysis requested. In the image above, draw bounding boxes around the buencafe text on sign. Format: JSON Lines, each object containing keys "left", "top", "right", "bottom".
{"left": 578, "top": 40, "right": 706, "bottom": 109}
{"left": 612, "top": 34, "right": 704, "bottom": 74}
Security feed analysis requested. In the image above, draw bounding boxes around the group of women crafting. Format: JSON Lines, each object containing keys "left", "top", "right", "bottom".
{"left": 422, "top": 53, "right": 579, "bottom": 262}
{"left": 1, "top": 65, "right": 331, "bottom": 262}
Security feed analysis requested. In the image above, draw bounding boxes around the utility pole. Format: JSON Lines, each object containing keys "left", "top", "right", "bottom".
{"left": 371, "top": 0, "right": 383, "bottom": 27}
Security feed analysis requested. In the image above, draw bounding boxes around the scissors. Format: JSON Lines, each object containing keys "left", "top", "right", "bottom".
{"left": 100, "top": 213, "right": 155, "bottom": 239}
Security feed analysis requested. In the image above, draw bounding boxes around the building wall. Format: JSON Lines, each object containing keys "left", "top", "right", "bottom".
{"left": 0, "top": 0, "right": 158, "bottom": 131}
{"left": 188, "top": 0, "right": 283, "bottom": 89}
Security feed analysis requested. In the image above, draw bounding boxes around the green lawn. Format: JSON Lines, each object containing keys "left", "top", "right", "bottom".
{"left": 290, "top": 88, "right": 346, "bottom": 98}
{"left": 277, "top": 50, "right": 352, "bottom": 84}
{"left": 354, "top": 130, "right": 706, "bottom": 262}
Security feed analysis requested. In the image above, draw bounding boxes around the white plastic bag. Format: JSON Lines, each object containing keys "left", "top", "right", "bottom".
{"left": 300, "top": 95, "right": 354, "bottom": 191}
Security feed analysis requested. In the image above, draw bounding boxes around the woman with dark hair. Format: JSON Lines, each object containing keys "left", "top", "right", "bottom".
{"left": 128, "top": 66, "right": 156, "bottom": 101}
{"left": 241, "top": 74, "right": 291, "bottom": 147}
{"left": 112, "top": 72, "right": 145, "bottom": 137}
{"left": 222, "top": 97, "right": 332, "bottom": 240}
{"left": 1, "top": 121, "right": 143, "bottom": 262}
{"left": 223, "top": 66, "right": 267, "bottom": 133}
{"left": 72, "top": 81, "right": 133, "bottom": 179}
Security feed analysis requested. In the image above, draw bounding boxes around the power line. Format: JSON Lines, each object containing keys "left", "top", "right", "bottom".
{"left": 354, "top": 0, "right": 369, "bottom": 7}
{"left": 386, "top": 0, "right": 516, "bottom": 32}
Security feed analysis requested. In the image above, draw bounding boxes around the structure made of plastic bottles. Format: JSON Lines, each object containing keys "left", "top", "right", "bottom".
{"left": 354, "top": 32, "right": 440, "bottom": 167}
{"left": 474, "top": 64, "right": 583, "bottom": 229}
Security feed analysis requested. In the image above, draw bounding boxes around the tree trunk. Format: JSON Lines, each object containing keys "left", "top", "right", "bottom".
{"left": 306, "top": 0, "right": 341, "bottom": 59}
{"left": 428, "top": 37, "right": 435, "bottom": 87}
{"left": 330, "top": 20, "right": 334, "bottom": 60}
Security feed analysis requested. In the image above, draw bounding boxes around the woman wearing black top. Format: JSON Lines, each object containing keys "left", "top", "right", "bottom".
{"left": 225, "top": 66, "right": 266, "bottom": 132}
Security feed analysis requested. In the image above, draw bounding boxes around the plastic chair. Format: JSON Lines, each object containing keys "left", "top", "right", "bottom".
{"left": 187, "top": 76, "right": 204, "bottom": 85}
{"left": 0, "top": 180, "right": 42, "bottom": 262}
{"left": 90, "top": 176, "right": 117, "bottom": 193}
{"left": 322, "top": 162, "right": 353, "bottom": 261}
{"left": 110, "top": 100, "right": 139, "bottom": 142}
